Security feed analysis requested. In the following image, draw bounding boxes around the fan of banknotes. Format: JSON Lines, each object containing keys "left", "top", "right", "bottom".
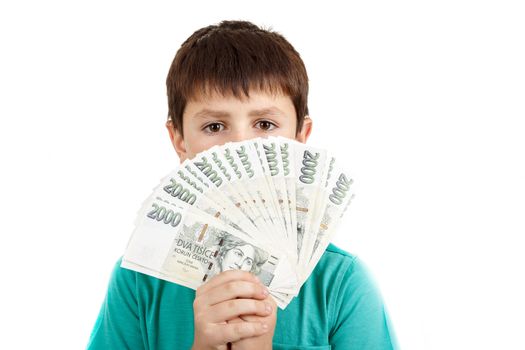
{"left": 122, "top": 136, "right": 355, "bottom": 308}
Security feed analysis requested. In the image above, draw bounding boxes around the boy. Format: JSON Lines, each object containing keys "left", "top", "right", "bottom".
{"left": 88, "top": 20, "right": 398, "bottom": 349}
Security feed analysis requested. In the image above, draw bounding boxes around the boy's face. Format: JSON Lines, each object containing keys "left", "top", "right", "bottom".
{"left": 167, "top": 90, "right": 312, "bottom": 162}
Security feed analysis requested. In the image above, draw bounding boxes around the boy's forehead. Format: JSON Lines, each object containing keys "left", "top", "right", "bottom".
{"left": 184, "top": 92, "right": 296, "bottom": 120}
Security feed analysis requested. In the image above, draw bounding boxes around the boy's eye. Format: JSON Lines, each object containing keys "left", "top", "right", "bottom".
{"left": 256, "top": 120, "right": 277, "bottom": 131}
{"left": 203, "top": 123, "right": 224, "bottom": 133}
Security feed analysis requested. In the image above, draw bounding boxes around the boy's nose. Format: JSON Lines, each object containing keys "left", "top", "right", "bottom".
{"left": 229, "top": 129, "right": 252, "bottom": 143}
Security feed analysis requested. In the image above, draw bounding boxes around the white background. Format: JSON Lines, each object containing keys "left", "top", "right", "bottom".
{"left": 1, "top": 1, "right": 524, "bottom": 349}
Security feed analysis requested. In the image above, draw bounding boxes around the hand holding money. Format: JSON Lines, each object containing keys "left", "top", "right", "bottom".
{"left": 227, "top": 295, "right": 277, "bottom": 350}
{"left": 191, "top": 270, "right": 274, "bottom": 349}
{"left": 122, "top": 136, "right": 356, "bottom": 309}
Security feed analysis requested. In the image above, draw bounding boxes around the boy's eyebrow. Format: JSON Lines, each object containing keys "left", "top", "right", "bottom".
{"left": 192, "top": 107, "right": 286, "bottom": 119}
{"left": 248, "top": 107, "right": 285, "bottom": 117}
{"left": 193, "top": 109, "right": 230, "bottom": 119}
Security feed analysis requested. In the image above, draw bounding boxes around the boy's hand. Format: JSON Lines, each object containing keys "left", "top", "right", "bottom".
{"left": 228, "top": 295, "right": 277, "bottom": 350}
{"left": 191, "top": 270, "right": 273, "bottom": 350}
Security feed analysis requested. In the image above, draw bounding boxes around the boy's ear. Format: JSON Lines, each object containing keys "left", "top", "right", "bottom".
{"left": 295, "top": 116, "right": 313, "bottom": 143}
{"left": 166, "top": 120, "right": 187, "bottom": 161}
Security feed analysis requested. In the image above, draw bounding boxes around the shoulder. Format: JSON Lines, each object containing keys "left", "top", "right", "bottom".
{"left": 322, "top": 243, "right": 357, "bottom": 264}
{"left": 310, "top": 244, "right": 386, "bottom": 321}
{"left": 303, "top": 243, "right": 379, "bottom": 324}
{"left": 317, "top": 243, "right": 378, "bottom": 288}
{"left": 315, "top": 244, "right": 385, "bottom": 309}
{"left": 313, "top": 243, "right": 359, "bottom": 282}
{"left": 324, "top": 242, "right": 355, "bottom": 257}
{"left": 316, "top": 245, "right": 399, "bottom": 349}
{"left": 106, "top": 257, "right": 137, "bottom": 295}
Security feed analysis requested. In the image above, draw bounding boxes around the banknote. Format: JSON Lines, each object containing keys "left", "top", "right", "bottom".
{"left": 122, "top": 195, "right": 296, "bottom": 292}
{"left": 121, "top": 137, "right": 355, "bottom": 308}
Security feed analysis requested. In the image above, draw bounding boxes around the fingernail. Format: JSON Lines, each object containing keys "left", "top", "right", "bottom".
{"left": 262, "top": 323, "right": 269, "bottom": 331}
{"left": 262, "top": 288, "right": 269, "bottom": 296}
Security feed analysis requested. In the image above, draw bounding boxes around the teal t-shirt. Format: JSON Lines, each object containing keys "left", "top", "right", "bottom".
{"left": 88, "top": 244, "right": 398, "bottom": 349}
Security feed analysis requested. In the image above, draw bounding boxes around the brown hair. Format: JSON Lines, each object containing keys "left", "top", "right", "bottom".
{"left": 166, "top": 20, "right": 309, "bottom": 137}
